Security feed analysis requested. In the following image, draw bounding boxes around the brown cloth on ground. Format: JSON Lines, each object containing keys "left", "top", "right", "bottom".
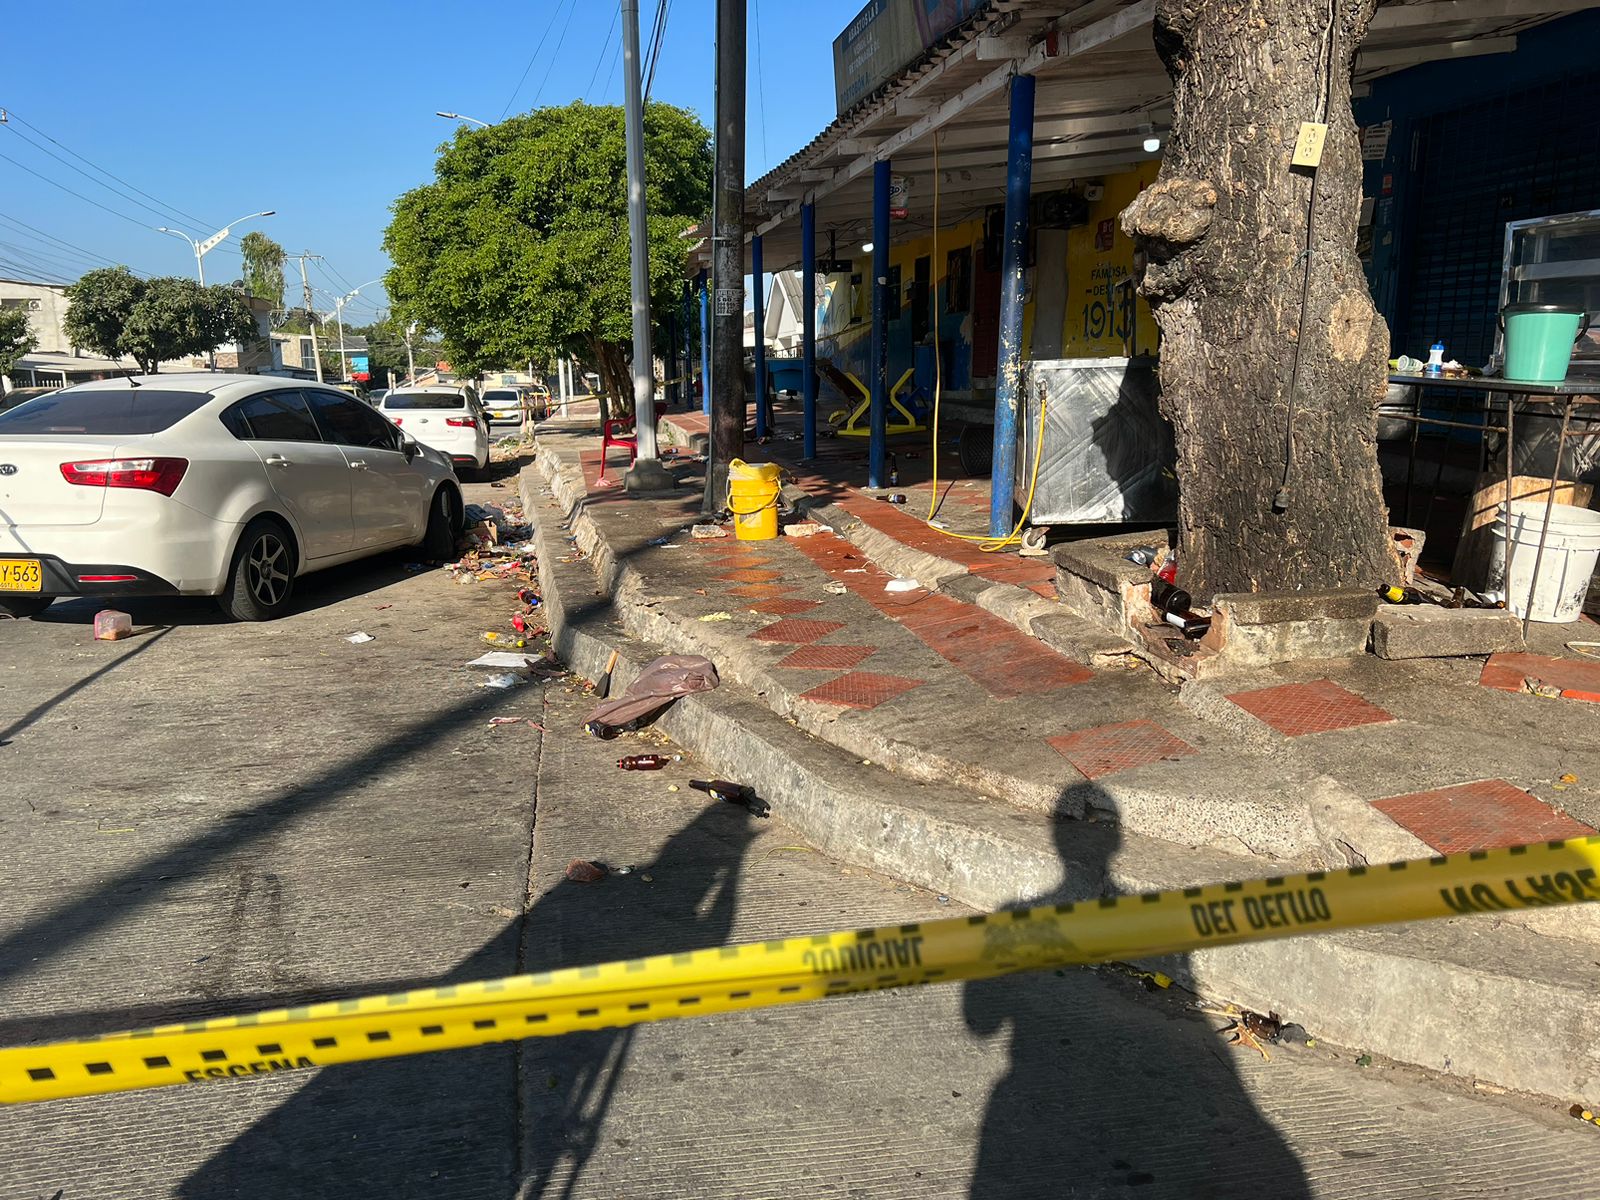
{"left": 583, "top": 654, "right": 720, "bottom": 729}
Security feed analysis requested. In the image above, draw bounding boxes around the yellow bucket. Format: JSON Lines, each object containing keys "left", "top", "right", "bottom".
{"left": 727, "top": 459, "right": 782, "bottom": 541}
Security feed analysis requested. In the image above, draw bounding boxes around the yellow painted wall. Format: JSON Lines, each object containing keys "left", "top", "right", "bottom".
{"left": 1059, "top": 161, "right": 1160, "bottom": 357}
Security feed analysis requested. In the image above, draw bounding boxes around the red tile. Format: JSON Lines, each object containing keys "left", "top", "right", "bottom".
{"left": 799, "top": 671, "right": 924, "bottom": 709}
{"left": 725, "top": 583, "right": 791, "bottom": 599}
{"left": 749, "top": 618, "right": 847, "bottom": 644}
{"left": 1480, "top": 652, "right": 1600, "bottom": 697}
{"left": 1046, "top": 720, "right": 1197, "bottom": 779}
{"left": 1225, "top": 679, "right": 1394, "bottom": 737}
{"left": 716, "top": 568, "right": 785, "bottom": 584}
{"left": 1373, "top": 779, "right": 1596, "bottom": 853}
{"left": 748, "top": 598, "right": 824, "bottom": 615}
{"left": 775, "top": 644, "right": 879, "bottom": 670}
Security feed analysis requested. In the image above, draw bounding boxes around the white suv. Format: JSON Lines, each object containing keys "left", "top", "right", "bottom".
{"left": 377, "top": 386, "right": 490, "bottom": 474}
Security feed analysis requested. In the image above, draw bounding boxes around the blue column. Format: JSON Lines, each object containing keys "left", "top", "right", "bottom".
{"left": 801, "top": 201, "right": 818, "bottom": 460}
{"left": 680, "top": 281, "right": 693, "bottom": 409}
{"left": 990, "top": 74, "right": 1034, "bottom": 538}
{"left": 698, "top": 269, "right": 711, "bottom": 416}
{"left": 869, "top": 158, "right": 890, "bottom": 489}
{"left": 752, "top": 234, "right": 767, "bottom": 439}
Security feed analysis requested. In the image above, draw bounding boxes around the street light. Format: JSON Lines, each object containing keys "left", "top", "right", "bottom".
{"left": 436, "top": 111, "right": 490, "bottom": 128}
{"left": 320, "top": 279, "right": 384, "bottom": 382}
{"left": 155, "top": 210, "right": 276, "bottom": 286}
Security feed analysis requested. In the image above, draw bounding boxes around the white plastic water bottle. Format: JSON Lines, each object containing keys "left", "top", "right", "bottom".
{"left": 1424, "top": 342, "right": 1445, "bottom": 377}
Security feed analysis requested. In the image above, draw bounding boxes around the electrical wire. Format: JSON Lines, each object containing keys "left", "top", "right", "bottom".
{"left": 643, "top": 0, "right": 672, "bottom": 101}
{"left": 751, "top": 0, "right": 770, "bottom": 171}
{"left": 603, "top": 36, "right": 624, "bottom": 100}
{"left": 0, "top": 121, "right": 205, "bottom": 234}
{"left": 530, "top": 0, "right": 581, "bottom": 110}
{"left": 586, "top": 6, "right": 621, "bottom": 101}
{"left": 0, "top": 211, "right": 150, "bottom": 276}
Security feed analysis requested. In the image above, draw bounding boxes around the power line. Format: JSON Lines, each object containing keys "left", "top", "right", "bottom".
{"left": 586, "top": 6, "right": 621, "bottom": 101}
{"left": 531, "top": 0, "right": 581, "bottom": 109}
{"left": 752, "top": 0, "right": 770, "bottom": 171}
{"left": 0, "top": 121, "right": 206, "bottom": 234}
{"left": 643, "top": 0, "right": 672, "bottom": 100}
{"left": 603, "top": 34, "right": 624, "bottom": 100}
{"left": 0, "top": 210, "right": 149, "bottom": 276}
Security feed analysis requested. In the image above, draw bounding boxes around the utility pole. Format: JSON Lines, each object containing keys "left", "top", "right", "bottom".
{"left": 405, "top": 322, "right": 417, "bottom": 385}
{"left": 292, "top": 253, "right": 325, "bottom": 384}
{"left": 621, "top": 0, "right": 674, "bottom": 493}
{"left": 704, "top": 0, "right": 746, "bottom": 515}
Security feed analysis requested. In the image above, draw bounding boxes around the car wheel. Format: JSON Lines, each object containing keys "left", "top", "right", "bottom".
{"left": 0, "top": 596, "right": 51, "bottom": 619}
{"left": 420, "top": 485, "right": 462, "bottom": 562}
{"left": 219, "top": 518, "right": 297, "bottom": 621}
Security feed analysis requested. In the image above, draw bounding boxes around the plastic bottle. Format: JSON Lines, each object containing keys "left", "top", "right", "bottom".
{"left": 618, "top": 754, "right": 682, "bottom": 770}
{"left": 1424, "top": 343, "right": 1445, "bottom": 377}
{"left": 93, "top": 609, "right": 132, "bottom": 641}
{"left": 1156, "top": 553, "right": 1178, "bottom": 584}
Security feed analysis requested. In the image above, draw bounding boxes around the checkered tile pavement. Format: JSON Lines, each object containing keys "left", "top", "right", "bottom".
{"left": 1225, "top": 679, "right": 1394, "bottom": 737}
{"left": 1046, "top": 720, "right": 1196, "bottom": 780}
{"left": 775, "top": 644, "right": 879, "bottom": 671}
{"left": 798, "top": 671, "right": 924, "bottom": 709}
{"left": 749, "top": 618, "right": 847, "bottom": 644}
{"left": 1373, "top": 779, "right": 1597, "bottom": 853}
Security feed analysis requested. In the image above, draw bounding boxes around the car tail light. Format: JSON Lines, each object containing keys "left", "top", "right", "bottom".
{"left": 391, "top": 417, "right": 402, "bottom": 425}
{"left": 78, "top": 574, "right": 139, "bottom": 583}
{"left": 60, "top": 457, "right": 189, "bottom": 496}
{"left": 445, "top": 417, "right": 475, "bottom": 428}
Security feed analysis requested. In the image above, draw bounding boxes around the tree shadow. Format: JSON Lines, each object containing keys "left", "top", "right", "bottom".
{"left": 962, "top": 807, "right": 1310, "bottom": 1199}
{"left": 173, "top": 803, "right": 761, "bottom": 1200}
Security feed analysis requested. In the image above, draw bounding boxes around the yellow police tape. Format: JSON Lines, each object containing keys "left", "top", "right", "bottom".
{"left": 5, "top": 836, "right": 1599, "bottom": 1105}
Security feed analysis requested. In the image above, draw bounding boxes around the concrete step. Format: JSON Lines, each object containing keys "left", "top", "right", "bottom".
{"left": 528, "top": 477, "right": 1600, "bottom": 1103}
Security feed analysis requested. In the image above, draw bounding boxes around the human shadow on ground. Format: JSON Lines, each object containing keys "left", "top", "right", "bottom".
{"left": 962, "top": 806, "right": 1311, "bottom": 1199}
{"left": 175, "top": 803, "right": 760, "bottom": 1200}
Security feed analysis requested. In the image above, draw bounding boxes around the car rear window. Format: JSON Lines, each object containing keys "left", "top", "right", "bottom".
{"left": 0, "top": 387, "right": 212, "bottom": 434}
{"left": 483, "top": 390, "right": 520, "bottom": 403}
{"left": 383, "top": 391, "right": 465, "bottom": 410}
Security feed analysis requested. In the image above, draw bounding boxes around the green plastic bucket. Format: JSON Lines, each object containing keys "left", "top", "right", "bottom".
{"left": 1501, "top": 303, "right": 1589, "bottom": 383}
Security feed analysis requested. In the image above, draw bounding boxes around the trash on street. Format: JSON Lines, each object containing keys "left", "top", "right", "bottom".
{"left": 584, "top": 653, "right": 720, "bottom": 735}
{"left": 93, "top": 610, "right": 132, "bottom": 641}
{"left": 344, "top": 631, "right": 376, "bottom": 644}
{"left": 688, "top": 778, "right": 770, "bottom": 818}
{"left": 479, "top": 673, "right": 526, "bottom": 690}
{"left": 564, "top": 859, "right": 608, "bottom": 883}
{"left": 885, "top": 578, "right": 920, "bottom": 593}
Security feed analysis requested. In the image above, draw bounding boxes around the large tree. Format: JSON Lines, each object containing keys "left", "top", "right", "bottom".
{"left": 65, "top": 267, "right": 259, "bottom": 373}
{"left": 0, "top": 307, "right": 38, "bottom": 378}
{"left": 383, "top": 101, "right": 712, "bottom": 415}
{"left": 240, "top": 231, "right": 287, "bottom": 305}
{"left": 1121, "top": 0, "right": 1398, "bottom": 597}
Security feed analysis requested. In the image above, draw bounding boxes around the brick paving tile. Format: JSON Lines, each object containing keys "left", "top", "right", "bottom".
{"left": 749, "top": 618, "right": 847, "bottom": 644}
{"left": 1373, "top": 779, "right": 1597, "bottom": 853}
{"left": 774, "top": 644, "right": 879, "bottom": 671}
{"left": 798, "top": 671, "right": 925, "bottom": 709}
{"left": 1225, "top": 678, "right": 1394, "bottom": 737}
{"left": 1480, "top": 652, "right": 1600, "bottom": 701}
{"left": 725, "top": 583, "right": 792, "bottom": 599}
{"left": 748, "top": 598, "right": 824, "bottom": 615}
{"left": 715, "top": 568, "right": 786, "bottom": 584}
{"left": 1046, "top": 720, "right": 1197, "bottom": 780}
{"left": 704, "top": 555, "right": 774, "bottom": 569}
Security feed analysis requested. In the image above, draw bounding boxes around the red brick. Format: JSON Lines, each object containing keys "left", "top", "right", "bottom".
{"left": 1481, "top": 652, "right": 1600, "bottom": 697}
{"left": 716, "top": 568, "right": 785, "bottom": 584}
{"left": 1225, "top": 679, "right": 1394, "bottom": 737}
{"left": 748, "top": 598, "right": 824, "bottom": 615}
{"left": 799, "top": 671, "right": 924, "bottom": 709}
{"left": 1047, "top": 720, "right": 1197, "bottom": 779}
{"left": 725, "top": 583, "right": 791, "bottom": 599}
{"left": 749, "top": 618, "right": 847, "bottom": 644}
{"left": 775, "top": 644, "right": 878, "bottom": 670}
{"left": 1373, "top": 779, "right": 1596, "bottom": 853}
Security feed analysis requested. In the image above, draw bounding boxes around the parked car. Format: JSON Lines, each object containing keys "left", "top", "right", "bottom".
{"left": 1, "top": 386, "right": 60, "bottom": 413}
{"left": 366, "top": 388, "right": 390, "bottom": 408}
{"left": 0, "top": 374, "right": 464, "bottom": 621}
{"left": 376, "top": 385, "right": 490, "bottom": 474}
{"left": 481, "top": 386, "right": 546, "bottom": 426}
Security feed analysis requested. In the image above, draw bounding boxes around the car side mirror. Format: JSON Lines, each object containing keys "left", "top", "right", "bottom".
{"left": 401, "top": 436, "right": 418, "bottom": 462}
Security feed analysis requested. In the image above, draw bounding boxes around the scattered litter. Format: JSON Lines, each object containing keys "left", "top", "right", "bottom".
{"left": 564, "top": 859, "right": 608, "bottom": 884}
{"left": 512, "top": 613, "right": 529, "bottom": 634}
{"left": 843, "top": 568, "right": 867, "bottom": 574}
{"left": 1133, "top": 970, "right": 1173, "bottom": 990}
{"left": 618, "top": 753, "right": 681, "bottom": 770}
{"left": 1556, "top": 772, "right": 1579, "bottom": 791}
{"left": 783, "top": 522, "right": 829, "bottom": 538}
{"left": 93, "top": 610, "right": 133, "bottom": 641}
{"left": 483, "top": 631, "right": 526, "bottom": 647}
{"left": 649, "top": 535, "right": 674, "bottom": 545}
{"left": 1567, "top": 641, "right": 1600, "bottom": 661}
{"left": 585, "top": 654, "right": 720, "bottom": 737}
{"left": 1355, "top": 1054, "right": 1374, "bottom": 1068}
{"left": 1200, "top": 1006, "right": 1288, "bottom": 1061}
{"left": 479, "top": 673, "right": 526, "bottom": 690}
{"left": 690, "top": 778, "right": 769, "bottom": 818}
{"left": 374, "top": 603, "right": 393, "bottom": 611}
{"left": 614, "top": 865, "right": 635, "bottom": 875}
{"left": 402, "top": 562, "right": 427, "bottom": 573}
{"left": 691, "top": 524, "right": 729, "bottom": 539}
{"left": 641, "top": 873, "right": 654, "bottom": 883}
{"left": 667, "top": 784, "right": 680, "bottom": 792}
{"left": 596, "top": 649, "right": 620, "bottom": 700}
{"left": 1524, "top": 677, "right": 1564, "bottom": 699}
{"left": 344, "top": 631, "right": 376, "bottom": 644}
{"left": 930, "top": 520, "right": 949, "bottom": 530}
{"left": 1570, "top": 1104, "right": 1600, "bottom": 1128}
{"left": 699, "top": 611, "right": 733, "bottom": 622}
{"left": 487, "top": 715, "right": 543, "bottom": 728}
{"left": 885, "top": 578, "right": 920, "bottom": 593}
{"left": 936, "top": 894, "right": 951, "bottom": 905}
{"left": 824, "top": 580, "right": 848, "bottom": 595}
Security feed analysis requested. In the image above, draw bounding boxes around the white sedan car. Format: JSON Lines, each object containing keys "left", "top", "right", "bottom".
{"left": 0, "top": 374, "right": 464, "bottom": 621}
{"left": 376, "top": 386, "right": 491, "bottom": 474}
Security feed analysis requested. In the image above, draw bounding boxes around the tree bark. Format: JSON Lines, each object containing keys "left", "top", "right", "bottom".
{"left": 1122, "top": 0, "right": 1399, "bottom": 598}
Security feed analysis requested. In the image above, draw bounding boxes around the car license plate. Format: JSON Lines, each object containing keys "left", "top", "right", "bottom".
{"left": 0, "top": 559, "right": 43, "bottom": 592}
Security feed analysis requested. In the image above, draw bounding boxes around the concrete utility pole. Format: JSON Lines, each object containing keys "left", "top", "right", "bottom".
{"left": 621, "top": 0, "right": 674, "bottom": 493}
{"left": 292, "top": 253, "right": 325, "bottom": 384}
{"left": 704, "top": 0, "right": 746, "bottom": 515}
{"left": 405, "top": 322, "right": 417, "bottom": 385}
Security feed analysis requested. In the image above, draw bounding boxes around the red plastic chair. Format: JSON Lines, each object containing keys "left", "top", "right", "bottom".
{"left": 597, "top": 418, "right": 637, "bottom": 485}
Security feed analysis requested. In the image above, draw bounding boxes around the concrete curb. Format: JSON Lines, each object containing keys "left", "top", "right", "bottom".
{"left": 525, "top": 454, "right": 1600, "bottom": 1103}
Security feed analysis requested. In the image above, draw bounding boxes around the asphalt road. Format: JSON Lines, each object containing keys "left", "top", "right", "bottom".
{"left": 1, "top": 451, "right": 1597, "bottom": 1198}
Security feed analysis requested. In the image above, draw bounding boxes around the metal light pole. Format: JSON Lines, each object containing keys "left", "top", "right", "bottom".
{"left": 621, "top": 0, "right": 674, "bottom": 493}
{"left": 320, "top": 279, "right": 383, "bottom": 382}
{"left": 156, "top": 210, "right": 276, "bottom": 287}
{"left": 435, "top": 111, "right": 490, "bottom": 128}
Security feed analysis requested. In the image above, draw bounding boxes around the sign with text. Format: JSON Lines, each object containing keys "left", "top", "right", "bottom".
{"left": 833, "top": 0, "right": 985, "bottom": 113}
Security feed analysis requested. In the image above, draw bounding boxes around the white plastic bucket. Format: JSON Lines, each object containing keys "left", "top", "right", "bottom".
{"left": 1485, "top": 500, "right": 1600, "bottom": 623}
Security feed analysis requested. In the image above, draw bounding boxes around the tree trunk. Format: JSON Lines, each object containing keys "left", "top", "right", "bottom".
{"left": 1121, "top": 0, "right": 1399, "bottom": 598}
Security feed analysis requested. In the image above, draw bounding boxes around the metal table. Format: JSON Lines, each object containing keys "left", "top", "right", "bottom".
{"left": 1385, "top": 373, "right": 1600, "bottom": 632}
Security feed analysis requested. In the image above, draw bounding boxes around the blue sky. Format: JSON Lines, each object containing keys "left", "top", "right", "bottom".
{"left": 0, "top": 0, "right": 858, "bottom": 319}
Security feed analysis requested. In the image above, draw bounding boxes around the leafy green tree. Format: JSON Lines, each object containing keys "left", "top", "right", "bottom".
{"left": 0, "top": 307, "right": 38, "bottom": 378}
{"left": 65, "top": 267, "right": 259, "bottom": 374}
{"left": 239, "top": 232, "right": 287, "bottom": 305}
{"left": 383, "top": 100, "right": 712, "bottom": 414}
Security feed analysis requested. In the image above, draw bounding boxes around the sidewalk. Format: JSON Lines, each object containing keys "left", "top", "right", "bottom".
{"left": 526, "top": 413, "right": 1600, "bottom": 1100}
